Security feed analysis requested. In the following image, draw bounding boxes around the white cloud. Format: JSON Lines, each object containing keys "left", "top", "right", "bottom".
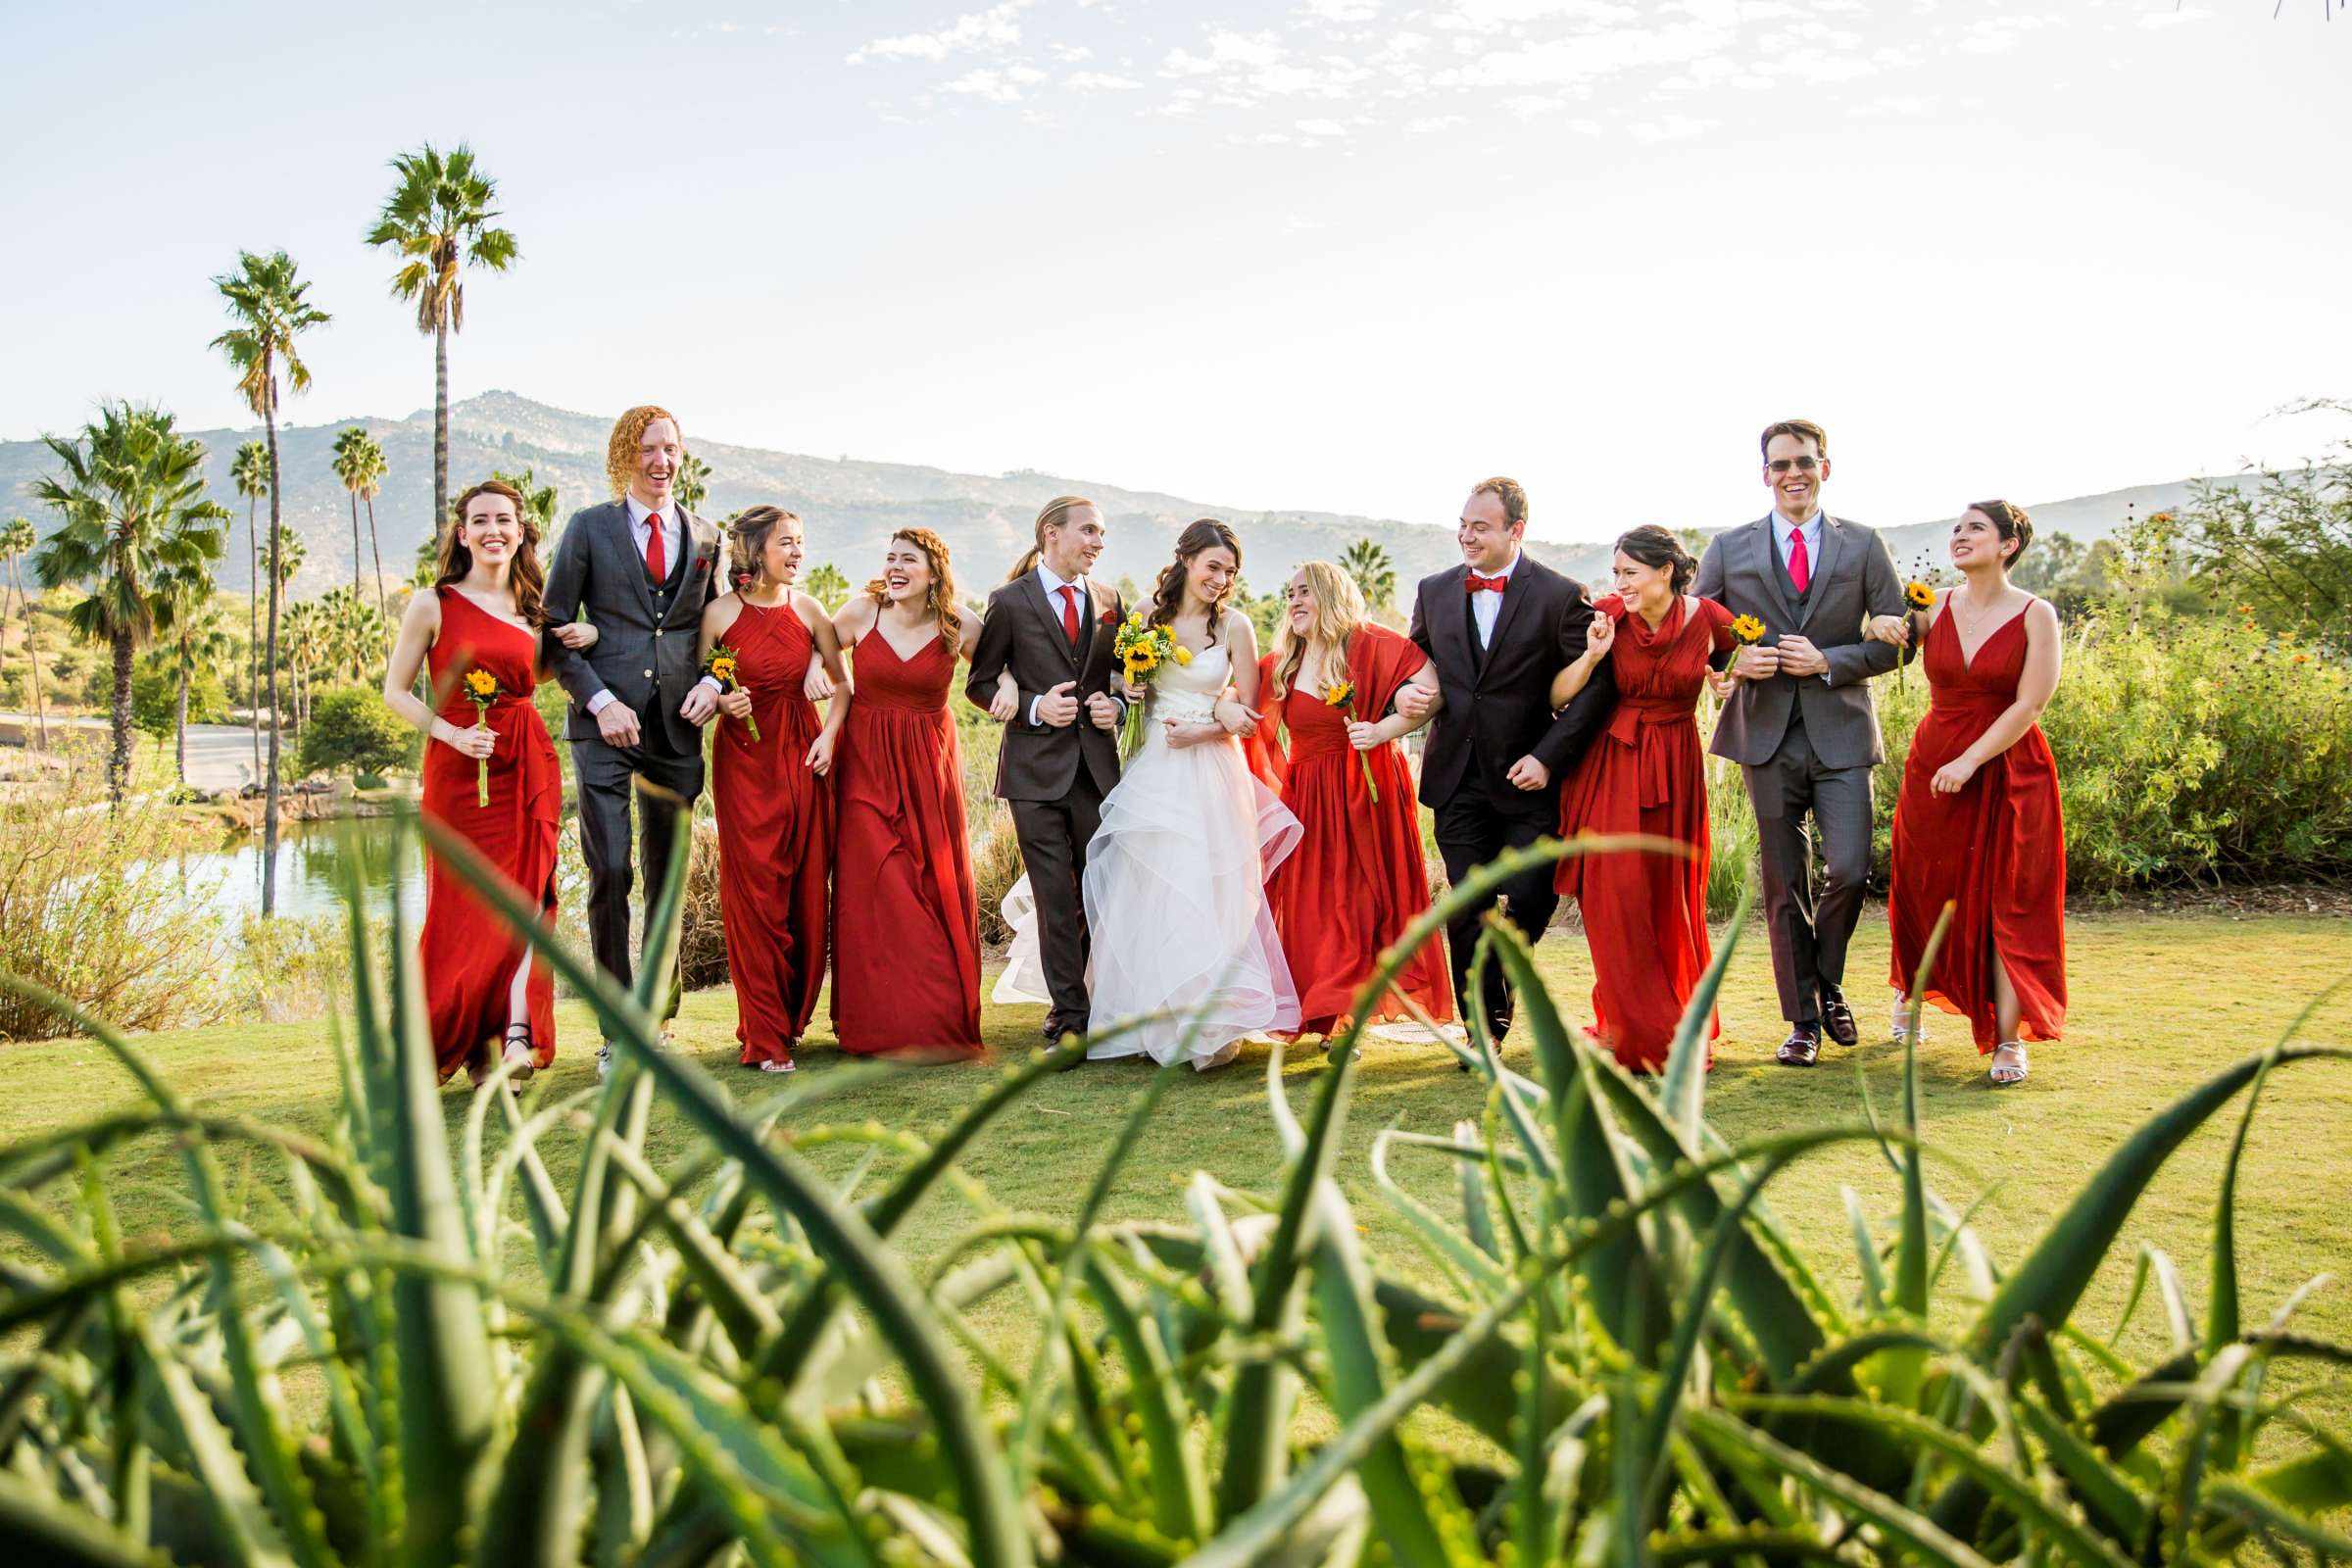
{"left": 2141, "top": 5, "right": 2211, "bottom": 25}
{"left": 1437, "top": 24, "right": 1735, "bottom": 87}
{"left": 1433, "top": 0, "right": 1641, "bottom": 35}
{"left": 1296, "top": 117, "right": 1350, "bottom": 136}
{"left": 1064, "top": 71, "right": 1143, "bottom": 93}
{"left": 941, "top": 64, "right": 1049, "bottom": 102}
{"left": 1631, "top": 113, "right": 1716, "bottom": 140}
{"left": 1506, "top": 93, "right": 1565, "bottom": 116}
{"left": 1301, "top": 0, "right": 1383, "bottom": 19}
{"left": 1408, "top": 113, "right": 1468, "bottom": 131}
{"left": 849, "top": 1, "right": 1029, "bottom": 65}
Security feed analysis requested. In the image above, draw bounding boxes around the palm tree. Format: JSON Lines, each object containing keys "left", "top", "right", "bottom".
{"left": 213, "top": 248, "right": 328, "bottom": 914}
{"left": 1, "top": 516, "right": 48, "bottom": 748}
{"left": 366, "top": 143, "right": 518, "bottom": 534}
{"left": 281, "top": 599, "right": 327, "bottom": 735}
{"left": 331, "top": 426, "right": 373, "bottom": 679}
{"left": 358, "top": 431, "right": 390, "bottom": 635}
{"left": 489, "top": 466, "right": 559, "bottom": 535}
{"left": 806, "top": 563, "right": 851, "bottom": 612}
{"left": 232, "top": 439, "right": 267, "bottom": 773}
{"left": 1341, "top": 537, "right": 1396, "bottom": 613}
{"left": 30, "top": 403, "right": 227, "bottom": 805}
{"left": 154, "top": 562, "right": 228, "bottom": 787}
{"left": 674, "top": 452, "right": 710, "bottom": 515}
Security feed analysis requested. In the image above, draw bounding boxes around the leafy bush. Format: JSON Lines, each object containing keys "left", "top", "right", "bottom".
{"left": 297, "top": 684, "right": 419, "bottom": 779}
{"left": 0, "top": 781, "right": 233, "bottom": 1040}
{"left": 3, "top": 820, "right": 2346, "bottom": 1567}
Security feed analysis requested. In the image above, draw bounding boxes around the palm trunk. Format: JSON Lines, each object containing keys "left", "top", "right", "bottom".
{"left": 365, "top": 491, "right": 388, "bottom": 645}
{"left": 350, "top": 488, "right": 365, "bottom": 679}
{"left": 433, "top": 318, "right": 450, "bottom": 546}
{"left": 24, "top": 565, "right": 47, "bottom": 750}
{"left": 248, "top": 492, "right": 261, "bottom": 776}
{"left": 262, "top": 392, "right": 284, "bottom": 918}
{"left": 174, "top": 641, "right": 189, "bottom": 787}
{"left": 108, "top": 626, "right": 132, "bottom": 808}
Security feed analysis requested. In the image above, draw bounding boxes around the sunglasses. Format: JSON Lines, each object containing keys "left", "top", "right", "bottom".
{"left": 1766, "top": 456, "right": 1824, "bottom": 473}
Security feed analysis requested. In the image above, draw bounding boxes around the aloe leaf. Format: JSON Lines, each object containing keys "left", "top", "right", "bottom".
{"left": 1449, "top": 1119, "right": 1502, "bottom": 1266}
{"left": 1684, "top": 1406, "right": 1994, "bottom": 1568}
{"left": 1656, "top": 873, "right": 1754, "bottom": 1140}
{"left": 0, "top": 1467, "right": 166, "bottom": 1567}
{"left": 1969, "top": 1044, "right": 2352, "bottom": 1361}
{"left": 1082, "top": 1251, "right": 1213, "bottom": 1546}
{"left": 1892, "top": 901, "right": 1954, "bottom": 1324}
{"left": 2013, "top": 1395, "right": 2149, "bottom": 1544}
{"left": 1370, "top": 1127, "right": 1504, "bottom": 1298}
{"left": 1842, "top": 1186, "right": 1887, "bottom": 1315}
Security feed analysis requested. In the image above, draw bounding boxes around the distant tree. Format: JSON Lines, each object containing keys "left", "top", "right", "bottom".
{"left": 232, "top": 439, "right": 268, "bottom": 771}
{"left": 357, "top": 431, "right": 391, "bottom": 629}
{"left": 2011, "top": 531, "right": 2087, "bottom": 595}
{"left": 30, "top": 403, "right": 228, "bottom": 804}
{"left": 805, "top": 563, "right": 851, "bottom": 612}
{"left": 331, "top": 426, "right": 373, "bottom": 678}
{"left": 153, "top": 561, "right": 232, "bottom": 785}
{"left": 367, "top": 142, "right": 518, "bottom": 537}
{"left": 675, "top": 452, "right": 710, "bottom": 515}
{"left": 488, "top": 466, "right": 560, "bottom": 543}
{"left": 1, "top": 515, "right": 48, "bottom": 747}
{"left": 298, "top": 685, "right": 416, "bottom": 779}
{"left": 1340, "top": 537, "right": 1396, "bottom": 612}
{"left": 213, "top": 248, "right": 327, "bottom": 909}
{"left": 280, "top": 598, "right": 328, "bottom": 735}
{"left": 2180, "top": 410, "right": 2352, "bottom": 656}
{"left": 270, "top": 523, "right": 307, "bottom": 597}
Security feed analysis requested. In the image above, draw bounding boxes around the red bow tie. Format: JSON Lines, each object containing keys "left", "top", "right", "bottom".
{"left": 1465, "top": 572, "right": 1508, "bottom": 595}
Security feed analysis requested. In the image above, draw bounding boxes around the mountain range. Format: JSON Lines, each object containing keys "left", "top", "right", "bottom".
{"left": 0, "top": 391, "right": 2265, "bottom": 602}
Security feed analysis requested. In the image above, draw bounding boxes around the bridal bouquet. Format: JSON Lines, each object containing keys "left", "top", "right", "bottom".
{"left": 1323, "top": 679, "right": 1380, "bottom": 803}
{"left": 461, "top": 667, "right": 501, "bottom": 808}
{"left": 1111, "top": 612, "right": 1191, "bottom": 757}
{"left": 703, "top": 644, "right": 759, "bottom": 741}
{"left": 1898, "top": 577, "right": 1937, "bottom": 682}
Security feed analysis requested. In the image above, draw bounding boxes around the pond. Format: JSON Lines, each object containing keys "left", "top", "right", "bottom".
{"left": 195, "top": 814, "right": 424, "bottom": 924}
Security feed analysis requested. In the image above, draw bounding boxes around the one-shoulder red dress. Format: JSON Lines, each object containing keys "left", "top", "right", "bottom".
{"left": 1887, "top": 605, "right": 2067, "bottom": 1051}
{"left": 416, "top": 588, "right": 562, "bottom": 1080}
{"left": 709, "top": 599, "right": 831, "bottom": 1067}
{"left": 1553, "top": 594, "right": 1735, "bottom": 1073}
{"left": 828, "top": 630, "right": 985, "bottom": 1056}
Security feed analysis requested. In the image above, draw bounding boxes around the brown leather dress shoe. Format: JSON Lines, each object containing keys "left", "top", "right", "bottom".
{"left": 1818, "top": 988, "right": 1858, "bottom": 1048}
{"left": 1775, "top": 1024, "right": 1822, "bottom": 1067}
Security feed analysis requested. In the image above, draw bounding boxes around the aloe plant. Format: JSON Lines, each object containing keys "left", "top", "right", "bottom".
{"left": 1, "top": 820, "right": 2346, "bottom": 1566}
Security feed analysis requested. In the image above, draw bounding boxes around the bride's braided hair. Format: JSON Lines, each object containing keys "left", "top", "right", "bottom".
{"left": 1146, "top": 518, "right": 1242, "bottom": 648}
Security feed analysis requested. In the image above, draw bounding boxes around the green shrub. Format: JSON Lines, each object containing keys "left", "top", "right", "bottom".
{"left": 297, "top": 684, "right": 419, "bottom": 779}
{"left": 3, "top": 820, "right": 2346, "bottom": 1566}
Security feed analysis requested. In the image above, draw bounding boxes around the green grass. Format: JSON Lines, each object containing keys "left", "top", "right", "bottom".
{"left": 8, "top": 904, "right": 2350, "bottom": 1429}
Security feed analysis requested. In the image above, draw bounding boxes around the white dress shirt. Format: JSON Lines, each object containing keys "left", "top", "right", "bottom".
{"left": 1772, "top": 510, "right": 1825, "bottom": 582}
{"left": 1027, "top": 563, "right": 1090, "bottom": 725}
{"left": 1469, "top": 549, "right": 1520, "bottom": 650}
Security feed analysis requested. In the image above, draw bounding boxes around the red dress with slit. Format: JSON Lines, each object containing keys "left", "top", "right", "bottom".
{"left": 1886, "top": 605, "right": 2067, "bottom": 1051}
{"left": 828, "top": 630, "right": 985, "bottom": 1056}
{"left": 710, "top": 599, "right": 831, "bottom": 1066}
{"left": 1254, "top": 624, "right": 1454, "bottom": 1035}
{"left": 416, "top": 588, "right": 562, "bottom": 1080}
{"left": 1552, "top": 594, "right": 1734, "bottom": 1073}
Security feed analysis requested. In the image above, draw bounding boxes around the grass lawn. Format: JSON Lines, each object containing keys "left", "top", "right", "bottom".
{"left": 7, "top": 902, "right": 2350, "bottom": 1430}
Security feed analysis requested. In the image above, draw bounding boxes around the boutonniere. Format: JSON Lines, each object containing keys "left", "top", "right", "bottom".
{"left": 694, "top": 553, "right": 714, "bottom": 575}
{"left": 1099, "top": 607, "right": 1120, "bottom": 628}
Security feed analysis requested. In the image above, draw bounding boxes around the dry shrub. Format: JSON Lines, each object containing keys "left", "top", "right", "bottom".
{"left": 678, "top": 817, "right": 727, "bottom": 991}
{"left": 0, "top": 781, "right": 229, "bottom": 1040}
{"left": 972, "top": 802, "right": 1024, "bottom": 949}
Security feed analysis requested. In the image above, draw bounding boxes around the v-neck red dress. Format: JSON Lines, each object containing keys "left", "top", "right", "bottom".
{"left": 1553, "top": 594, "right": 1735, "bottom": 1072}
{"left": 416, "top": 588, "right": 562, "bottom": 1080}
{"left": 709, "top": 599, "right": 831, "bottom": 1066}
{"left": 828, "top": 627, "right": 984, "bottom": 1056}
{"left": 1886, "top": 605, "right": 2067, "bottom": 1051}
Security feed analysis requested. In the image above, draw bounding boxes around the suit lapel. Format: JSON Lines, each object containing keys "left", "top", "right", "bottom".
{"left": 1797, "top": 515, "right": 1846, "bottom": 629}
{"left": 1076, "top": 578, "right": 1109, "bottom": 677}
{"left": 1022, "top": 569, "right": 1081, "bottom": 668}
{"left": 1478, "top": 556, "right": 1532, "bottom": 686}
{"left": 1749, "top": 516, "right": 1799, "bottom": 629}
{"left": 1435, "top": 565, "right": 1476, "bottom": 686}
{"left": 612, "top": 503, "right": 658, "bottom": 622}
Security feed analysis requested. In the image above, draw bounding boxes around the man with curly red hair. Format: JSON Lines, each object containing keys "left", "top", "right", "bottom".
{"left": 542, "top": 404, "right": 726, "bottom": 1074}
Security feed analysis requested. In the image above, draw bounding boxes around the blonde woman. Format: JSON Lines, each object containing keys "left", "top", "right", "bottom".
{"left": 1254, "top": 562, "right": 1451, "bottom": 1036}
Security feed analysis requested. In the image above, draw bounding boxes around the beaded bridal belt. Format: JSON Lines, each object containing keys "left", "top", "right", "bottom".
{"left": 1152, "top": 690, "right": 1220, "bottom": 724}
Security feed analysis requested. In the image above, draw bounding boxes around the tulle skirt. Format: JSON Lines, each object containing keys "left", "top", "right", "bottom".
{"left": 997, "top": 730, "right": 1300, "bottom": 1067}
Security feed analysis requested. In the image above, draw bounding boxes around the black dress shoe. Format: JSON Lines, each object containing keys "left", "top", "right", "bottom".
{"left": 1775, "top": 1024, "right": 1822, "bottom": 1067}
{"left": 1818, "top": 987, "right": 1858, "bottom": 1048}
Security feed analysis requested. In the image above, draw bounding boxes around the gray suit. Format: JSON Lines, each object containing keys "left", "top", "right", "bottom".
{"left": 540, "top": 499, "right": 725, "bottom": 1019}
{"left": 1693, "top": 514, "right": 1903, "bottom": 1023}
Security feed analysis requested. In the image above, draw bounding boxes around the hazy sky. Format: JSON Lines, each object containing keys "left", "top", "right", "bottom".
{"left": 10, "top": 0, "right": 2346, "bottom": 543}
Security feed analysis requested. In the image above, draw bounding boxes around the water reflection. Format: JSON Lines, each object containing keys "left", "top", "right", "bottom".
{"left": 199, "top": 816, "right": 423, "bottom": 924}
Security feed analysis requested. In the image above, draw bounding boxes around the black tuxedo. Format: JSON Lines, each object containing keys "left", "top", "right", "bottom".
{"left": 965, "top": 570, "right": 1125, "bottom": 1031}
{"left": 1406, "top": 553, "right": 1615, "bottom": 1039}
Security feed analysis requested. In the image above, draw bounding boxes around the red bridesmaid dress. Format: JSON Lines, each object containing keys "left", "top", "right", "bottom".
{"left": 416, "top": 588, "right": 562, "bottom": 1081}
{"left": 1256, "top": 623, "right": 1455, "bottom": 1035}
{"left": 710, "top": 600, "right": 831, "bottom": 1067}
{"left": 828, "top": 630, "right": 984, "bottom": 1056}
{"left": 1887, "top": 606, "right": 2067, "bottom": 1051}
{"left": 1554, "top": 594, "right": 1734, "bottom": 1073}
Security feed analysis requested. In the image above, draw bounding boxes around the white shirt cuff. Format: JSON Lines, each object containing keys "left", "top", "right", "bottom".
{"left": 1027, "top": 694, "right": 1042, "bottom": 725}
{"left": 697, "top": 675, "right": 723, "bottom": 696}
{"left": 587, "top": 690, "right": 613, "bottom": 715}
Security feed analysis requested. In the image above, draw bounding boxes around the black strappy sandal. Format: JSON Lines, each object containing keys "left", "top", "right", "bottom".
{"left": 501, "top": 1024, "right": 537, "bottom": 1085}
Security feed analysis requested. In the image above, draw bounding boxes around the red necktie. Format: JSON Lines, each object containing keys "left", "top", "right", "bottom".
{"left": 1787, "top": 527, "right": 1809, "bottom": 594}
{"left": 1058, "top": 584, "right": 1080, "bottom": 646}
{"left": 645, "top": 514, "right": 666, "bottom": 583}
{"left": 1465, "top": 573, "right": 1507, "bottom": 594}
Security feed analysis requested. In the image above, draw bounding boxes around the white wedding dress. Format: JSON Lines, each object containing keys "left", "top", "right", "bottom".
{"left": 995, "top": 641, "right": 1301, "bottom": 1068}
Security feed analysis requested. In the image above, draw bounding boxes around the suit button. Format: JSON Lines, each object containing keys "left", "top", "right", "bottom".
{"left": 654, "top": 629, "right": 663, "bottom": 638}
{"left": 642, "top": 669, "right": 653, "bottom": 678}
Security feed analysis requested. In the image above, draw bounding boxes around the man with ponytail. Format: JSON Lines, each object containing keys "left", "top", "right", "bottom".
{"left": 966, "top": 496, "right": 1127, "bottom": 1044}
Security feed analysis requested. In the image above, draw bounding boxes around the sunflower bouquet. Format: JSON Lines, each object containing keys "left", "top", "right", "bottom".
{"left": 461, "top": 667, "right": 500, "bottom": 808}
{"left": 1111, "top": 612, "right": 1191, "bottom": 757}
{"left": 703, "top": 644, "right": 759, "bottom": 741}
{"left": 1323, "top": 678, "right": 1380, "bottom": 803}
{"left": 1897, "top": 576, "right": 1937, "bottom": 681}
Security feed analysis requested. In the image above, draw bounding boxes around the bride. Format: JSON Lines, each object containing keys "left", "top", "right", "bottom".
{"left": 996, "top": 519, "right": 1299, "bottom": 1068}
